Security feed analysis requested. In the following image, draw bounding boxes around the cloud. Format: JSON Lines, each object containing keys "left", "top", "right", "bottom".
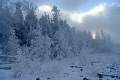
{"left": 34, "top": 0, "right": 88, "bottom": 11}
{"left": 60, "top": 0, "right": 86, "bottom": 11}
{"left": 67, "top": 3, "right": 120, "bottom": 43}
{"left": 20, "top": 0, "right": 111, "bottom": 11}
{"left": 38, "top": 6, "right": 52, "bottom": 12}
{"left": 49, "top": 0, "right": 108, "bottom": 11}
{"left": 70, "top": 4, "right": 105, "bottom": 23}
{"left": 36, "top": 6, "right": 52, "bottom": 19}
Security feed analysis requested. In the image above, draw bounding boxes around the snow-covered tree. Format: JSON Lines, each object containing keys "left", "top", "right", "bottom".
{"left": 51, "top": 6, "right": 61, "bottom": 35}
{"left": 13, "top": 1, "right": 23, "bottom": 30}
{"left": 82, "top": 31, "right": 88, "bottom": 47}
{"left": 22, "top": 0, "right": 37, "bottom": 15}
{"left": 39, "top": 13, "right": 52, "bottom": 37}
{"left": 76, "top": 30, "right": 82, "bottom": 54}
{"left": 94, "top": 32, "right": 101, "bottom": 53}
{"left": 70, "top": 27, "right": 78, "bottom": 54}
{"left": 12, "top": 1, "right": 38, "bottom": 46}
{"left": 29, "top": 27, "right": 43, "bottom": 61}
{"left": 12, "top": 48, "right": 41, "bottom": 78}
{"left": 0, "top": 0, "right": 13, "bottom": 54}
{"left": 100, "top": 30, "right": 107, "bottom": 52}
{"left": 92, "top": 31, "right": 113, "bottom": 53}
{"left": 7, "top": 28, "right": 19, "bottom": 56}
{"left": 30, "top": 26, "right": 51, "bottom": 61}
{"left": 86, "top": 31, "right": 93, "bottom": 48}
{"left": 12, "top": 1, "right": 24, "bottom": 46}
{"left": 24, "top": 9, "right": 38, "bottom": 46}
{"left": 106, "top": 34, "right": 112, "bottom": 52}
{"left": 24, "top": 9, "right": 38, "bottom": 30}
{"left": 51, "top": 19, "right": 73, "bottom": 59}
{"left": 53, "top": 27, "right": 68, "bottom": 59}
{"left": 42, "top": 34, "right": 52, "bottom": 60}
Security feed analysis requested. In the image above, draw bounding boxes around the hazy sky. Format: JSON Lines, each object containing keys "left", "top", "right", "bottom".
{"left": 11, "top": 0, "right": 120, "bottom": 44}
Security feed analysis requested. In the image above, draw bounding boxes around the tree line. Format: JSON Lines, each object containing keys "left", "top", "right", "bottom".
{"left": 0, "top": 0, "right": 113, "bottom": 61}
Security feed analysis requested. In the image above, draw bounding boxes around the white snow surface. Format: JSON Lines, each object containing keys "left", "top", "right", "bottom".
{"left": 0, "top": 52, "right": 120, "bottom": 80}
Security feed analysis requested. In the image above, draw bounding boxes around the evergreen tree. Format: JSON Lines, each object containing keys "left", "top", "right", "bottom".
{"left": 30, "top": 27, "right": 51, "bottom": 61}
{"left": 70, "top": 27, "right": 78, "bottom": 54}
{"left": 100, "top": 30, "right": 107, "bottom": 52}
{"left": 86, "top": 31, "right": 93, "bottom": 48}
{"left": 13, "top": 1, "right": 23, "bottom": 30}
{"left": 24, "top": 9, "right": 38, "bottom": 46}
{"left": 53, "top": 26, "right": 68, "bottom": 59}
{"left": 42, "top": 34, "right": 52, "bottom": 60}
{"left": 0, "top": 0, "right": 13, "bottom": 54}
{"left": 106, "top": 34, "right": 112, "bottom": 52}
{"left": 76, "top": 30, "right": 82, "bottom": 54}
{"left": 94, "top": 32, "right": 101, "bottom": 53}
{"left": 30, "top": 27, "right": 44, "bottom": 61}
{"left": 24, "top": 9, "right": 38, "bottom": 30}
{"left": 7, "top": 28, "right": 19, "bottom": 56}
{"left": 13, "top": 1, "right": 24, "bottom": 46}
{"left": 39, "top": 13, "right": 51, "bottom": 37}
{"left": 51, "top": 6, "right": 61, "bottom": 35}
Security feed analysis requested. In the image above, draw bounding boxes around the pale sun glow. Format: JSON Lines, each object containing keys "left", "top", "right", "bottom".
{"left": 92, "top": 33, "right": 96, "bottom": 39}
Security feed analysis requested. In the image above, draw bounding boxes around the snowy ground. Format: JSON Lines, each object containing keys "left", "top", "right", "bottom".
{"left": 0, "top": 52, "right": 120, "bottom": 80}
